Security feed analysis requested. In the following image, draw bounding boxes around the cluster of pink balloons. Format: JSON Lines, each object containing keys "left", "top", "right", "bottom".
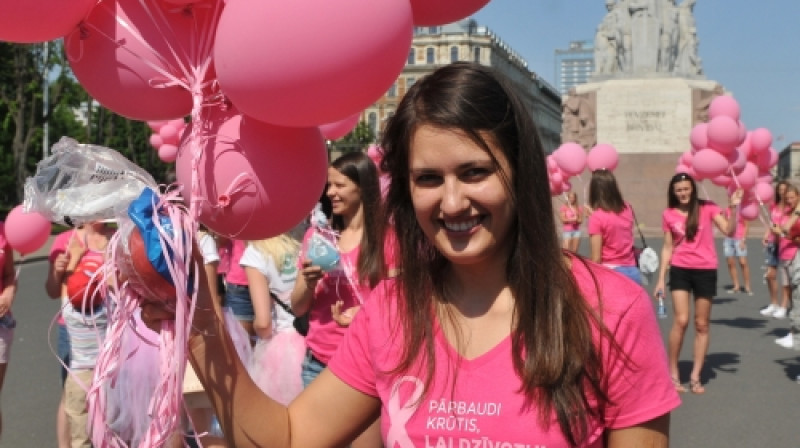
{"left": 547, "top": 142, "right": 620, "bottom": 195}
{"left": 147, "top": 119, "right": 187, "bottom": 163}
{"left": 0, "top": 0, "right": 491, "bottom": 241}
{"left": 677, "top": 95, "right": 777, "bottom": 220}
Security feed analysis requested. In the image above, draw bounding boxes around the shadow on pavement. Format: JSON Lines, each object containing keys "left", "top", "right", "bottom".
{"left": 679, "top": 351, "right": 739, "bottom": 382}
{"left": 775, "top": 357, "right": 800, "bottom": 381}
{"left": 709, "top": 317, "right": 767, "bottom": 329}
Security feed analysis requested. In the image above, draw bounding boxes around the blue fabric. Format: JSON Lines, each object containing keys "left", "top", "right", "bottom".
{"left": 128, "top": 187, "right": 176, "bottom": 285}
{"left": 301, "top": 349, "right": 326, "bottom": 388}
{"left": 224, "top": 284, "right": 254, "bottom": 321}
{"left": 58, "top": 323, "right": 70, "bottom": 385}
{"left": 613, "top": 265, "right": 643, "bottom": 286}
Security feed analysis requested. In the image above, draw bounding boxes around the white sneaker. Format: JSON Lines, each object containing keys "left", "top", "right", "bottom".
{"left": 760, "top": 304, "right": 776, "bottom": 316}
{"left": 776, "top": 333, "right": 794, "bottom": 348}
{"left": 773, "top": 307, "right": 788, "bottom": 319}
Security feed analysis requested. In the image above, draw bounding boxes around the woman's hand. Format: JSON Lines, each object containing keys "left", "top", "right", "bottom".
{"left": 331, "top": 300, "right": 360, "bottom": 327}
{"left": 300, "top": 260, "right": 324, "bottom": 291}
{"left": 729, "top": 188, "right": 744, "bottom": 207}
{"left": 653, "top": 281, "right": 666, "bottom": 300}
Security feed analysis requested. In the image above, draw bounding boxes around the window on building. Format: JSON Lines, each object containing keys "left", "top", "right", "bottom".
{"left": 387, "top": 83, "right": 397, "bottom": 98}
{"left": 428, "top": 26, "right": 438, "bottom": 34}
{"left": 450, "top": 46, "right": 458, "bottom": 62}
{"left": 407, "top": 77, "right": 416, "bottom": 89}
{"left": 473, "top": 47, "right": 480, "bottom": 63}
{"left": 426, "top": 47, "right": 435, "bottom": 64}
{"left": 407, "top": 48, "right": 416, "bottom": 65}
{"left": 368, "top": 112, "right": 377, "bottom": 138}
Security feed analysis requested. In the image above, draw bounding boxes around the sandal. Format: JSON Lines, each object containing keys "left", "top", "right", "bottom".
{"left": 672, "top": 377, "right": 687, "bottom": 393}
{"left": 689, "top": 379, "right": 705, "bottom": 395}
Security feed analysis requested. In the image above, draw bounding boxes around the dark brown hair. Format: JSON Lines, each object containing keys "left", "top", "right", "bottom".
{"left": 380, "top": 62, "right": 610, "bottom": 446}
{"left": 667, "top": 172, "right": 702, "bottom": 241}
{"left": 588, "top": 169, "right": 625, "bottom": 213}
{"left": 329, "top": 152, "right": 384, "bottom": 287}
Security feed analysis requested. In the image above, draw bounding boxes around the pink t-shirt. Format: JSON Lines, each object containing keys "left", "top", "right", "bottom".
{"left": 767, "top": 204, "right": 786, "bottom": 244}
{"left": 722, "top": 208, "right": 747, "bottom": 240}
{"left": 329, "top": 260, "right": 680, "bottom": 447}
{"left": 49, "top": 230, "right": 76, "bottom": 325}
{"left": 225, "top": 239, "right": 248, "bottom": 286}
{"left": 662, "top": 202, "right": 721, "bottom": 269}
{"left": 776, "top": 212, "right": 799, "bottom": 261}
{"left": 560, "top": 204, "right": 580, "bottom": 232}
{"left": 587, "top": 204, "right": 636, "bottom": 266}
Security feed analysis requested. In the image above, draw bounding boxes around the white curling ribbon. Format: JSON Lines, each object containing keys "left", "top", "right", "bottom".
{"left": 386, "top": 376, "right": 424, "bottom": 448}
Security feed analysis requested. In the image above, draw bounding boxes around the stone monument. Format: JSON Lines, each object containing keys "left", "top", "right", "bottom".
{"left": 560, "top": 0, "right": 742, "bottom": 234}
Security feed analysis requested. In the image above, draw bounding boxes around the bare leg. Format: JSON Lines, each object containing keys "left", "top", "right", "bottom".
{"left": 668, "top": 289, "right": 691, "bottom": 382}
{"left": 739, "top": 257, "right": 751, "bottom": 292}
{"left": 0, "top": 363, "right": 5, "bottom": 439}
{"left": 57, "top": 393, "right": 70, "bottom": 448}
{"left": 725, "top": 257, "right": 740, "bottom": 290}
{"left": 782, "top": 285, "right": 792, "bottom": 310}
{"left": 690, "top": 296, "right": 713, "bottom": 393}
{"left": 568, "top": 237, "right": 580, "bottom": 253}
{"left": 766, "top": 266, "right": 778, "bottom": 306}
{"left": 351, "top": 418, "right": 383, "bottom": 448}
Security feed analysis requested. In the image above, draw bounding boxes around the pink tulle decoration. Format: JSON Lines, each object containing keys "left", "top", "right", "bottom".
{"left": 249, "top": 330, "right": 306, "bottom": 406}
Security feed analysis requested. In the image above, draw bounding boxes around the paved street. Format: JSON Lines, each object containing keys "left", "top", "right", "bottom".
{"left": 1, "top": 238, "right": 799, "bottom": 447}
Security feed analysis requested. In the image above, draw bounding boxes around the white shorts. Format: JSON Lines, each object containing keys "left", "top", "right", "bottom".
{"left": 0, "top": 327, "right": 14, "bottom": 363}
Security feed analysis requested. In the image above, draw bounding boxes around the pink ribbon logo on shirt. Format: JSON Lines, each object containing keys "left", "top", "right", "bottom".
{"left": 386, "top": 376, "right": 424, "bottom": 448}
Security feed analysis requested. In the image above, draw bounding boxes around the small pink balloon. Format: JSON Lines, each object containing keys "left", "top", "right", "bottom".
{"left": 561, "top": 181, "right": 572, "bottom": 192}
{"left": 708, "top": 95, "right": 741, "bottom": 121}
{"left": 739, "top": 201, "right": 759, "bottom": 221}
{"left": 553, "top": 142, "right": 586, "bottom": 176}
{"left": 676, "top": 164, "right": 692, "bottom": 174}
{"left": 149, "top": 134, "right": 164, "bottom": 149}
{"left": 158, "top": 144, "right": 179, "bottom": 163}
{"left": 679, "top": 150, "right": 694, "bottom": 167}
{"left": 750, "top": 128, "right": 773, "bottom": 155}
{"left": 409, "top": 0, "right": 490, "bottom": 26}
{"left": 550, "top": 171, "right": 564, "bottom": 186}
{"left": 757, "top": 147, "right": 778, "bottom": 170}
{"left": 706, "top": 116, "right": 740, "bottom": 155}
{"left": 550, "top": 181, "right": 563, "bottom": 196}
{"left": 710, "top": 174, "right": 732, "bottom": 187}
{"left": 167, "top": 118, "right": 186, "bottom": 130}
{"left": 147, "top": 121, "right": 168, "bottom": 132}
{"left": 4, "top": 205, "right": 51, "bottom": 255}
{"left": 753, "top": 182, "right": 774, "bottom": 203}
{"left": 546, "top": 155, "right": 559, "bottom": 173}
{"left": 734, "top": 162, "right": 758, "bottom": 190}
{"left": 692, "top": 148, "right": 729, "bottom": 178}
{"left": 586, "top": 143, "right": 618, "bottom": 172}
{"left": 319, "top": 113, "right": 361, "bottom": 141}
{"left": 727, "top": 148, "right": 746, "bottom": 173}
{"left": 689, "top": 123, "right": 709, "bottom": 151}
{"left": 366, "top": 144, "right": 384, "bottom": 168}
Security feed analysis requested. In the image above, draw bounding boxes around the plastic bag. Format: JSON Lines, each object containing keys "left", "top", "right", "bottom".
{"left": 23, "top": 137, "right": 157, "bottom": 226}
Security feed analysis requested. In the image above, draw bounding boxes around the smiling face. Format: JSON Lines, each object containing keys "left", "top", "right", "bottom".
{"left": 408, "top": 125, "right": 515, "bottom": 269}
{"left": 672, "top": 179, "right": 693, "bottom": 206}
{"left": 785, "top": 189, "right": 799, "bottom": 209}
{"left": 326, "top": 167, "right": 362, "bottom": 219}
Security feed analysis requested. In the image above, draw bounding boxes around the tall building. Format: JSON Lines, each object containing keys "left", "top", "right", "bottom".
{"left": 363, "top": 19, "right": 562, "bottom": 153}
{"left": 554, "top": 40, "right": 594, "bottom": 96}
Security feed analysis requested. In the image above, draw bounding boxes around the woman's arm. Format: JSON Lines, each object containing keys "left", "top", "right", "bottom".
{"left": 654, "top": 231, "right": 674, "bottom": 295}
{"left": 246, "top": 266, "right": 273, "bottom": 340}
{"left": 0, "top": 249, "right": 16, "bottom": 317}
{"left": 589, "top": 234, "right": 603, "bottom": 263}
{"left": 45, "top": 253, "right": 67, "bottom": 299}
{"left": 203, "top": 261, "right": 221, "bottom": 307}
{"left": 605, "top": 414, "right": 669, "bottom": 447}
{"left": 289, "top": 260, "right": 322, "bottom": 316}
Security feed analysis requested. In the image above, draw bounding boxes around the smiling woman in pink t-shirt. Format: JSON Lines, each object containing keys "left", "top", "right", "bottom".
{"left": 559, "top": 191, "right": 583, "bottom": 252}
{"left": 654, "top": 173, "right": 742, "bottom": 396}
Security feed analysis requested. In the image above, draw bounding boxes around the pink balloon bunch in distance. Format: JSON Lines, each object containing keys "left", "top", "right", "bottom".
{"left": 548, "top": 142, "right": 619, "bottom": 196}
{"left": 147, "top": 119, "right": 188, "bottom": 163}
{"left": 677, "top": 95, "right": 778, "bottom": 221}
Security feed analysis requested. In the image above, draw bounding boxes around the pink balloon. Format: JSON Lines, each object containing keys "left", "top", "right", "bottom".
{"left": 734, "top": 162, "right": 758, "bottom": 190}
{"left": 147, "top": 121, "right": 168, "bottom": 132}
{"left": 586, "top": 143, "right": 619, "bottom": 172}
{"left": 737, "top": 120, "right": 747, "bottom": 146}
{"left": 706, "top": 116, "right": 740, "bottom": 155}
{"left": 757, "top": 174, "right": 773, "bottom": 186}
{"left": 679, "top": 150, "right": 694, "bottom": 167}
{"left": 214, "top": 0, "right": 413, "bottom": 127}
{"left": 176, "top": 107, "right": 328, "bottom": 239}
{"left": 708, "top": 95, "right": 741, "bottom": 121}
{"left": 159, "top": 124, "right": 179, "bottom": 142}
{"left": 727, "top": 148, "right": 746, "bottom": 173}
{"left": 689, "top": 123, "right": 709, "bottom": 151}
{"left": 158, "top": 144, "right": 179, "bottom": 163}
{"left": 739, "top": 201, "right": 759, "bottom": 221}
{"left": 5, "top": 205, "right": 51, "bottom": 255}
{"left": 550, "top": 181, "right": 563, "bottom": 196}
{"left": 676, "top": 164, "right": 691, "bottom": 175}
{"left": 750, "top": 128, "right": 773, "bottom": 155}
{"left": 409, "top": 0, "right": 490, "bottom": 26}
{"left": 149, "top": 134, "right": 164, "bottom": 149}
{"left": 168, "top": 118, "right": 186, "bottom": 130}
{"left": 753, "top": 182, "right": 774, "bottom": 203}
{"left": 692, "top": 149, "right": 729, "bottom": 178}
{"left": 66, "top": 0, "right": 216, "bottom": 120}
{"left": 546, "top": 155, "right": 559, "bottom": 173}
{"left": 553, "top": 143, "right": 586, "bottom": 176}
{"left": 549, "top": 171, "right": 564, "bottom": 186}
{"left": 366, "top": 144, "right": 384, "bottom": 168}
{"left": 0, "top": 0, "right": 97, "bottom": 43}
{"left": 757, "top": 147, "right": 778, "bottom": 170}
{"left": 561, "top": 181, "right": 572, "bottom": 192}
{"left": 319, "top": 113, "right": 361, "bottom": 141}
{"left": 710, "top": 174, "right": 732, "bottom": 187}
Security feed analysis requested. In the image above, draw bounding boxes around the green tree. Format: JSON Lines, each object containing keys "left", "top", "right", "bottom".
{"left": 330, "top": 120, "right": 375, "bottom": 154}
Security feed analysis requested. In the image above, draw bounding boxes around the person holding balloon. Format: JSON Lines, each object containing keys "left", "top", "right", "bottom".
{"left": 722, "top": 205, "right": 751, "bottom": 295}
{"left": 654, "top": 173, "right": 742, "bottom": 395}
{"left": 761, "top": 181, "right": 790, "bottom": 318}
{"left": 559, "top": 191, "right": 583, "bottom": 252}
{"left": 773, "top": 186, "right": 800, "bottom": 349}
{"left": 586, "top": 169, "right": 642, "bottom": 286}
{"left": 0, "top": 221, "right": 17, "bottom": 440}
{"left": 142, "top": 62, "right": 678, "bottom": 447}
{"left": 769, "top": 184, "right": 800, "bottom": 325}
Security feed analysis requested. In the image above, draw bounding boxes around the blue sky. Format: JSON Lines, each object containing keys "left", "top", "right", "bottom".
{"left": 473, "top": 0, "right": 800, "bottom": 147}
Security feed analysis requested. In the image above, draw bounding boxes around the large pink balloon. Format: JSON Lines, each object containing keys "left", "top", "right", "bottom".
{"left": 66, "top": 0, "right": 213, "bottom": 120}
{"left": 750, "top": 128, "right": 773, "bottom": 155}
{"left": 739, "top": 201, "right": 759, "bottom": 221}
{"left": 710, "top": 174, "right": 732, "bottom": 187}
{"left": 553, "top": 143, "right": 586, "bottom": 176}
{"left": 5, "top": 206, "right": 51, "bottom": 255}
{"left": 176, "top": 107, "right": 327, "bottom": 239}
{"left": 706, "top": 116, "right": 739, "bottom": 155}
{"left": 708, "top": 95, "right": 740, "bottom": 122}
{"left": 753, "top": 182, "right": 774, "bottom": 203}
{"left": 692, "top": 149, "right": 729, "bottom": 178}
{"left": 757, "top": 147, "right": 778, "bottom": 171}
{"left": 0, "top": 0, "right": 97, "bottom": 43}
{"left": 727, "top": 148, "right": 746, "bottom": 173}
{"left": 586, "top": 143, "right": 618, "bottom": 172}
{"left": 735, "top": 162, "right": 758, "bottom": 190}
{"left": 409, "top": 0, "right": 490, "bottom": 26}
{"left": 215, "top": 0, "right": 413, "bottom": 127}
{"left": 319, "top": 113, "right": 361, "bottom": 141}
{"left": 689, "top": 123, "right": 708, "bottom": 151}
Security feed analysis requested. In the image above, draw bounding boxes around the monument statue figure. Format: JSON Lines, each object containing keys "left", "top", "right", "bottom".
{"left": 628, "top": 0, "right": 661, "bottom": 73}
{"left": 675, "top": 0, "right": 702, "bottom": 75}
{"left": 594, "top": 24, "right": 617, "bottom": 74}
{"left": 561, "top": 89, "right": 596, "bottom": 149}
{"left": 594, "top": 0, "right": 631, "bottom": 74}
{"left": 658, "top": 0, "right": 679, "bottom": 72}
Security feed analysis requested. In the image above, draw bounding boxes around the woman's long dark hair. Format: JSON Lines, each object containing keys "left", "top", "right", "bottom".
{"left": 380, "top": 62, "right": 610, "bottom": 446}
{"left": 667, "top": 172, "right": 702, "bottom": 241}
{"left": 329, "top": 152, "right": 384, "bottom": 288}
{"left": 588, "top": 169, "right": 625, "bottom": 213}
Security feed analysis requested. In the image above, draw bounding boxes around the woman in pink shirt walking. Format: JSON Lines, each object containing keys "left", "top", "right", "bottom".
{"left": 559, "top": 191, "right": 583, "bottom": 252}
{"left": 654, "top": 173, "right": 741, "bottom": 395}
{"left": 143, "top": 62, "right": 679, "bottom": 447}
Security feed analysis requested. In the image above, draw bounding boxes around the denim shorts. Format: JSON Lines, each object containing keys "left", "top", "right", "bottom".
{"left": 613, "top": 265, "right": 643, "bottom": 286}
{"left": 301, "top": 349, "right": 326, "bottom": 389}
{"left": 58, "top": 323, "right": 70, "bottom": 385}
{"left": 224, "top": 283, "right": 254, "bottom": 321}
{"left": 562, "top": 230, "right": 581, "bottom": 240}
{"left": 765, "top": 242, "right": 779, "bottom": 267}
{"left": 723, "top": 238, "right": 747, "bottom": 258}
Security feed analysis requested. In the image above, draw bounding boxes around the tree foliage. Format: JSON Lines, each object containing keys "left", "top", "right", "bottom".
{"left": 330, "top": 120, "right": 375, "bottom": 154}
